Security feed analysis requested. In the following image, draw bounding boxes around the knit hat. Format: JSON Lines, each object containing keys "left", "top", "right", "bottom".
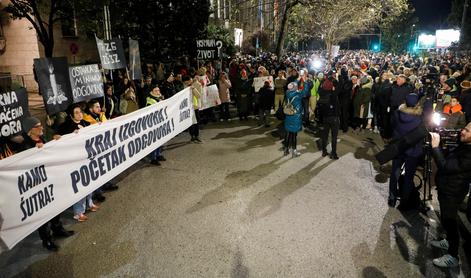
{"left": 445, "top": 78, "right": 456, "bottom": 88}
{"left": 22, "top": 117, "right": 41, "bottom": 134}
{"left": 405, "top": 93, "right": 419, "bottom": 107}
{"left": 461, "top": 80, "right": 471, "bottom": 90}
{"left": 317, "top": 72, "right": 324, "bottom": 79}
{"left": 287, "top": 82, "right": 298, "bottom": 92}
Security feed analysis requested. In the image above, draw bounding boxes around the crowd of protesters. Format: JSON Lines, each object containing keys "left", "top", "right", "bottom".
{"left": 0, "top": 49, "right": 471, "bottom": 267}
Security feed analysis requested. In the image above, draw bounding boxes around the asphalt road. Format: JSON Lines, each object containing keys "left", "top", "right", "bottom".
{"left": 1, "top": 119, "right": 470, "bottom": 278}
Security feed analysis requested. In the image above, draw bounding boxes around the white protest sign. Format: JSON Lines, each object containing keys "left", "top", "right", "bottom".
{"left": 253, "top": 76, "right": 274, "bottom": 93}
{"left": 199, "top": 84, "right": 221, "bottom": 110}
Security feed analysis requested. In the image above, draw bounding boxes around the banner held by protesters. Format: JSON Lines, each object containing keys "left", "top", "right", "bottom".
{"left": 33, "top": 57, "right": 73, "bottom": 115}
{"left": 0, "top": 88, "right": 29, "bottom": 138}
{"left": 0, "top": 88, "right": 194, "bottom": 250}
{"left": 69, "top": 64, "right": 104, "bottom": 103}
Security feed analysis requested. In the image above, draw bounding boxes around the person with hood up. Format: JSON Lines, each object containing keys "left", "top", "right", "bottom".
{"left": 388, "top": 93, "right": 423, "bottom": 210}
{"left": 283, "top": 82, "right": 303, "bottom": 158}
{"left": 352, "top": 75, "right": 372, "bottom": 132}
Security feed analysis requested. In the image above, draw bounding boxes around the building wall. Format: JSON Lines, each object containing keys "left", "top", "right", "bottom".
{"left": 0, "top": 14, "right": 40, "bottom": 92}
{"left": 0, "top": 1, "right": 99, "bottom": 93}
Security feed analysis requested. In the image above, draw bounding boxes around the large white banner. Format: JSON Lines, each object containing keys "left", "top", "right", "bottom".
{"left": 0, "top": 88, "right": 194, "bottom": 250}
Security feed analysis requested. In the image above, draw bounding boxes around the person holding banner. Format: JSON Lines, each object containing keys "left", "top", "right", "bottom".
{"left": 58, "top": 104, "right": 99, "bottom": 221}
{"left": 17, "top": 117, "right": 74, "bottom": 251}
{"left": 146, "top": 86, "right": 166, "bottom": 165}
{"left": 83, "top": 100, "right": 119, "bottom": 201}
{"left": 183, "top": 75, "right": 202, "bottom": 143}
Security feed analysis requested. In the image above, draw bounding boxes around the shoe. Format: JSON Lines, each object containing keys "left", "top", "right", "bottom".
{"left": 387, "top": 198, "right": 397, "bottom": 208}
{"left": 433, "top": 254, "right": 459, "bottom": 268}
{"left": 329, "top": 153, "right": 339, "bottom": 160}
{"left": 42, "top": 240, "right": 59, "bottom": 252}
{"left": 87, "top": 204, "right": 99, "bottom": 212}
{"left": 53, "top": 229, "right": 75, "bottom": 238}
{"left": 93, "top": 193, "right": 106, "bottom": 202}
{"left": 73, "top": 214, "right": 88, "bottom": 222}
{"left": 322, "top": 150, "right": 329, "bottom": 157}
{"left": 283, "top": 148, "right": 289, "bottom": 156}
{"left": 431, "top": 239, "right": 449, "bottom": 250}
{"left": 195, "top": 137, "right": 202, "bottom": 143}
{"left": 292, "top": 149, "right": 301, "bottom": 158}
{"left": 157, "top": 156, "right": 166, "bottom": 161}
{"left": 150, "top": 160, "right": 161, "bottom": 166}
{"left": 103, "top": 183, "right": 118, "bottom": 191}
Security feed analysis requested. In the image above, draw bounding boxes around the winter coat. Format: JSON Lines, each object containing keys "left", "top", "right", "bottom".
{"left": 375, "top": 80, "right": 392, "bottom": 109}
{"left": 120, "top": 88, "right": 139, "bottom": 114}
{"left": 432, "top": 143, "right": 471, "bottom": 198}
{"left": 218, "top": 78, "right": 232, "bottom": 103}
{"left": 460, "top": 88, "right": 471, "bottom": 122}
{"left": 274, "top": 78, "right": 287, "bottom": 96}
{"left": 353, "top": 81, "right": 372, "bottom": 118}
{"left": 390, "top": 82, "right": 413, "bottom": 110}
{"left": 161, "top": 81, "right": 177, "bottom": 99}
{"left": 392, "top": 104, "right": 424, "bottom": 157}
{"left": 318, "top": 89, "right": 340, "bottom": 117}
{"left": 58, "top": 117, "right": 90, "bottom": 135}
{"left": 442, "top": 103, "right": 467, "bottom": 129}
{"left": 258, "top": 85, "right": 275, "bottom": 111}
{"left": 83, "top": 111, "right": 107, "bottom": 125}
{"left": 284, "top": 89, "right": 303, "bottom": 133}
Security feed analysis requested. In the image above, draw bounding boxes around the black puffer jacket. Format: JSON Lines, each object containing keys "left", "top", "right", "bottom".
{"left": 432, "top": 144, "right": 471, "bottom": 197}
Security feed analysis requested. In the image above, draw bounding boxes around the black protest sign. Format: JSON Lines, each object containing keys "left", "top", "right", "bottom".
{"left": 69, "top": 64, "right": 104, "bottom": 103}
{"left": 196, "top": 39, "right": 223, "bottom": 60}
{"left": 96, "top": 37, "right": 127, "bottom": 70}
{"left": 129, "top": 39, "right": 142, "bottom": 80}
{"left": 33, "top": 57, "right": 73, "bottom": 115}
{"left": 0, "top": 87, "right": 29, "bottom": 138}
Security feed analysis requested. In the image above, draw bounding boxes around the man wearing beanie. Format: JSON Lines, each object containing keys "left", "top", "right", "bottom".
{"left": 388, "top": 93, "right": 423, "bottom": 210}
{"left": 17, "top": 117, "right": 74, "bottom": 251}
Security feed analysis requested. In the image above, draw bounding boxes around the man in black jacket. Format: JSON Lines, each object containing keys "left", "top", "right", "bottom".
{"left": 319, "top": 72, "right": 340, "bottom": 160}
{"left": 17, "top": 117, "right": 75, "bottom": 251}
{"left": 429, "top": 121, "right": 471, "bottom": 268}
{"left": 390, "top": 74, "right": 413, "bottom": 112}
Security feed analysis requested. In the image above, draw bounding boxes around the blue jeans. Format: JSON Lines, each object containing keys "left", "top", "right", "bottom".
{"left": 388, "top": 155, "right": 419, "bottom": 201}
{"left": 149, "top": 147, "right": 162, "bottom": 161}
{"left": 73, "top": 194, "right": 93, "bottom": 215}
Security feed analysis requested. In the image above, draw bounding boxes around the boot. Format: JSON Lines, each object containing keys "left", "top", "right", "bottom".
{"left": 42, "top": 239, "right": 59, "bottom": 252}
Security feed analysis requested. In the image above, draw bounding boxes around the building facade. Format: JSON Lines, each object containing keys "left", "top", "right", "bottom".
{"left": 0, "top": 0, "right": 98, "bottom": 92}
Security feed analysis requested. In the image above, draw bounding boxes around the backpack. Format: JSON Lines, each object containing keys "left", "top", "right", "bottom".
{"left": 283, "top": 96, "right": 298, "bottom": 115}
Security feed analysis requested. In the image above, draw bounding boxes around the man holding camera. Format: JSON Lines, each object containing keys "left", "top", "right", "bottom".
{"left": 429, "top": 122, "right": 471, "bottom": 268}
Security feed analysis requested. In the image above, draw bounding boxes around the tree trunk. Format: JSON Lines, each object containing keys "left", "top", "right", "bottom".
{"left": 275, "top": 0, "right": 299, "bottom": 57}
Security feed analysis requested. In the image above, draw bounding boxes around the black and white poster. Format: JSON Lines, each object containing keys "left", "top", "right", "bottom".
{"left": 33, "top": 57, "right": 73, "bottom": 115}
{"left": 69, "top": 64, "right": 104, "bottom": 103}
{"left": 129, "top": 39, "right": 142, "bottom": 80}
{"left": 96, "top": 37, "right": 127, "bottom": 70}
{"left": 196, "top": 39, "right": 223, "bottom": 60}
{"left": 0, "top": 88, "right": 29, "bottom": 138}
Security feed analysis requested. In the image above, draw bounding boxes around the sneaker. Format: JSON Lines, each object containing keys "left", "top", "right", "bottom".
{"left": 283, "top": 148, "right": 289, "bottom": 156}
{"left": 292, "top": 149, "right": 301, "bottom": 158}
{"left": 432, "top": 254, "right": 459, "bottom": 268}
{"left": 322, "top": 150, "right": 329, "bottom": 157}
{"left": 195, "top": 137, "right": 202, "bottom": 143}
{"left": 73, "top": 214, "right": 88, "bottom": 222}
{"left": 431, "top": 239, "right": 449, "bottom": 250}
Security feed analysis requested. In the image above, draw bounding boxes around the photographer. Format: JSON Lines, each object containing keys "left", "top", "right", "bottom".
{"left": 429, "top": 122, "right": 471, "bottom": 268}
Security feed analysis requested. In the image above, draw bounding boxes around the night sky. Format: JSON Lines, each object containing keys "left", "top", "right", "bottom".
{"left": 410, "top": 0, "right": 453, "bottom": 31}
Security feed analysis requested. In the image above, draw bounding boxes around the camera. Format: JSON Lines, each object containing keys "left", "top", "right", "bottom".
{"left": 434, "top": 127, "right": 461, "bottom": 148}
